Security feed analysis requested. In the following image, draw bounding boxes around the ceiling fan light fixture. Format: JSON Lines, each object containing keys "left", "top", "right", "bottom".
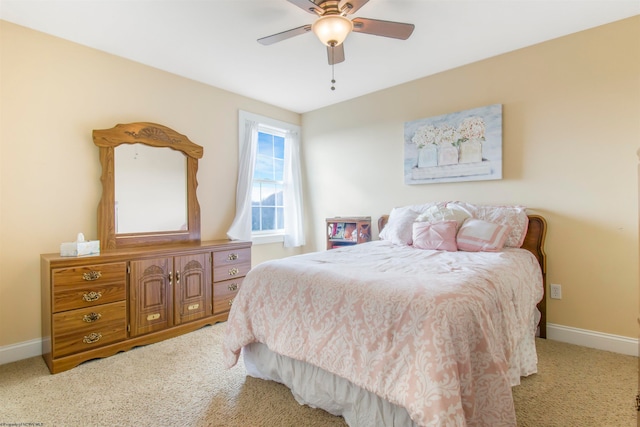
{"left": 312, "top": 15, "right": 353, "bottom": 47}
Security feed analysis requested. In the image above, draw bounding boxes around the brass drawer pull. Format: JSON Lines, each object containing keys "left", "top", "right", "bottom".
{"left": 227, "top": 253, "right": 238, "bottom": 261}
{"left": 228, "top": 267, "right": 239, "bottom": 276}
{"left": 228, "top": 298, "right": 234, "bottom": 307}
{"left": 82, "top": 312, "right": 102, "bottom": 323}
{"left": 82, "top": 291, "right": 102, "bottom": 302}
{"left": 227, "top": 283, "right": 238, "bottom": 292}
{"left": 82, "top": 271, "right": 102, "bottom": 281}
{"left": 83, "top": 332, "right": 102, "bottom": 344}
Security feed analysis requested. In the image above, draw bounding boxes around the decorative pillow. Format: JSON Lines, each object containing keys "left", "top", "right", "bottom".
{"left": 379, "top": 207, "right": 420, "bottom": 245}
{"left": 447, "top": 202, "right": 528, "bottom": 247}
{"left": 409, "top": 201, "right": 448, "bottom": 215}
{"left": 456, "top": 219, "right": 510, "bottom": 252}
{"left": 416, "top": 204, "right": 471, "bottom": 230}
{"left": 412, "top": 220, "right": 458, "bottom": 251}
{"left": 477, "top": 205, "right": 528, "bottom": 247}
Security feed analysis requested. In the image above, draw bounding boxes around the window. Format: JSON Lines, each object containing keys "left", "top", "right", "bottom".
{"left": 227, "top": 111, "right": 305, "bottom": 247}
{"left": 252, "top": 131, "right": 285, "bottom": 234}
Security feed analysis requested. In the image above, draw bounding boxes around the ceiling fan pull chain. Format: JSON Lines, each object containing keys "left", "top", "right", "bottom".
{"left": 331, "top": 43, "right": 336, "bottom": 91}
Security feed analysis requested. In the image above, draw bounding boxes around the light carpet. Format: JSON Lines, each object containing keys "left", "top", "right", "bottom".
{"left": 0, "top": 322, "right": 636, "bottom": 426}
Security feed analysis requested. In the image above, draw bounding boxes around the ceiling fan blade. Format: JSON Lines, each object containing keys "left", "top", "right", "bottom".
{"left": 339, "top": 0, "right": 369, "bottom": 15}
{"left": 352, "top": 17, "right": 415, "bottom": 40}
{"left": 327, "top": 43, "right": 345, "bottom": 65}
{"left": 258, "top": 25, "right": 312, "bottom": 45}
{"left": 286, "top": 0, "right": 324, "bottom": 15}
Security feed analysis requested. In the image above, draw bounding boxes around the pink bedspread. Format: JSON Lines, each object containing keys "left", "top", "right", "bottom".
{"left": 223, "top": 241, "right": 543, "bottom": 426}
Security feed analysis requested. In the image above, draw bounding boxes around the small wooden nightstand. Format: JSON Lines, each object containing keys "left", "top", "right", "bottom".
{"left": 326, "top": 217, "right": 371, "bottom": 250}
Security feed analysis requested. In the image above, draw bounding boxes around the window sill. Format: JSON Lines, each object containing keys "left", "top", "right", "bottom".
{"left": 252, "top": 233, "right": 284, "bottom": 245}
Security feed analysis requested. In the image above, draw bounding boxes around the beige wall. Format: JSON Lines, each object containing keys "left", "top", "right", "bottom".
{"left": 1, "top": 16, "right": 638, "bottom": 350}
{"left": 301, "top": 16, "right": 640, "bottom": 339}
{"left": 0, "top": 21, "right": 301, "bottom": 347}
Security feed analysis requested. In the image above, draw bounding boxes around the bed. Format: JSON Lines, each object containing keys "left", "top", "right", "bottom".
{"left": 223, "top": 202, "right": 547, "bottom": 427}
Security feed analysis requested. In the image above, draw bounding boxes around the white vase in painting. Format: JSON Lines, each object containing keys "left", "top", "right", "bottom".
{"left": 459, "top": 139, "right": 483, "bottom": 164}
{"left": 417, "top": 144, "right": 438, "bottom": 168}
{"left": 438, "top": 143, "right": 458, "bottom": 166}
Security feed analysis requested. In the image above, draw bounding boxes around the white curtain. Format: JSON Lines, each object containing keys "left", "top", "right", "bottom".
{"left": 283, "top": 130, "right": 305, "bottom": 247}
{"left": 227, "top": 121, "right": 305, "bottom": 248}
{"left": 227, "top": 120, "right": 258, "bottom": 241}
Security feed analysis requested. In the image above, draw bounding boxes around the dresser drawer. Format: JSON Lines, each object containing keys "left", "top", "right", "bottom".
{"left": 52, "top": 301, "right": 127, "bottom": 357}
{"left": 53, "top": 282, "right": 126, "bottom": 313}
{"left": 213, "top": 247, "right": 251, "bottom": 268}
{"left": 213, "top": 277, "right": 243, "bottom": 314}
{"left": 52, "top": 262, "right": 126, "bottom": 312}
{"left": 53, "top": 262, "right": 126, "bottom": 287}
{"left": 213, "top": 258, "right": 250, "bottom": 283}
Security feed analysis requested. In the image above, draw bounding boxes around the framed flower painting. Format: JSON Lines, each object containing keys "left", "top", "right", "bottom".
{"left": 404, "top": 104, "right": 502, "bottom": 184}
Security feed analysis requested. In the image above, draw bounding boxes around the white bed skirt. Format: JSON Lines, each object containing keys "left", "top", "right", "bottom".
{"left": 243, "top": 342, "right": 418, "bottom": 427}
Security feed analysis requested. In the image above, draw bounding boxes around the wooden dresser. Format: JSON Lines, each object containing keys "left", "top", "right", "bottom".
{"left": 41, "top": 239, "right": 251, "bottom": 374}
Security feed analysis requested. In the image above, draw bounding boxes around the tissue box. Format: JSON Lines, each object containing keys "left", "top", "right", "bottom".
{"left": 60, "top": 240, "right": 100, "bottom": 257}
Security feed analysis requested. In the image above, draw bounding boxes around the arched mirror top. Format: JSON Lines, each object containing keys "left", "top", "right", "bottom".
{"left": 93, "top": 122, "right": 202, "bottom": 250}
{"left": 94, "top": 122, "right": 203, "bottom": 159}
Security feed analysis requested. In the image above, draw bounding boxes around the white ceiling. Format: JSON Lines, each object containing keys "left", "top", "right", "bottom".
{"left": 1, "top": 1, "right": 638, "bottom": 113}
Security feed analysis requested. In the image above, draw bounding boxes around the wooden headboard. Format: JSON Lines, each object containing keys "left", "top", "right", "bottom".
{"left": 377, "top": 214, "right": 548, "bottom": 338}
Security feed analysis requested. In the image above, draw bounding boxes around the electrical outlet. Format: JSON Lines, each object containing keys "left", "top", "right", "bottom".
{"left": 550, "top": 284, "right": 562, "bottom": 300}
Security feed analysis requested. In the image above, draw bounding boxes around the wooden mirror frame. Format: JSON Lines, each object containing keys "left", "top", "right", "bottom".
{"left": 93, "top": 122, "right": 203, "bottom": 250}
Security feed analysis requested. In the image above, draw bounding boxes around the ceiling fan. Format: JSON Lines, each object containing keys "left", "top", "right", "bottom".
{"left": 258, "top": 0, "right": 415, "bottom": 66}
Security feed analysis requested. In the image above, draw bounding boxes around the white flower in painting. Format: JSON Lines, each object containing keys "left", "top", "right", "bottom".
{"left": 436, "top": 125, "right": 459, "bottom": 146}
{"left": 412, "top": 125, "right": 437, "bottom": 148}
{"left": 458, "top": 117, "right": 486, "bottom": 142}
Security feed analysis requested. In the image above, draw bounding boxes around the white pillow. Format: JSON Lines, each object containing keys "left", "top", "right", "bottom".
{"left": 408, "top": 201, "right": 447, "bottom": 215}
{"left": 456, "top": 219, "right": 510, "bottom": 252}
{"left": 416, "top": 204, "right": 471, "bottom": 230}
{"left": 379, "top": 207, "right": 419, "bottom": 245}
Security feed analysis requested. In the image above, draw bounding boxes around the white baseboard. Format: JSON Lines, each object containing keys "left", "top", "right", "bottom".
{"left": 0, "top": 338, "right": 42, "bottom": 365}
{"left": 547, "top": 323, "right": 639, "bottom": 357}
{"left": 1, "top": 324, "right": 637, "bottom": 366}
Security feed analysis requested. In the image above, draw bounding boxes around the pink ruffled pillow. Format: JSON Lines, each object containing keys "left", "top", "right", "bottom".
{"left": 412, "top": 220, "right": 458, "bottom": 252}
{"left": 456, "top": 219, "right": 510, "bottom": 252}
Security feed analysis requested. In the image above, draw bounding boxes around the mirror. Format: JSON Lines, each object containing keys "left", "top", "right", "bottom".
{"left": 93, "top": 122, "right": 202, "bottom": 250}
{"left": 115, "top": 144, "right": 187, "bottom": 233}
